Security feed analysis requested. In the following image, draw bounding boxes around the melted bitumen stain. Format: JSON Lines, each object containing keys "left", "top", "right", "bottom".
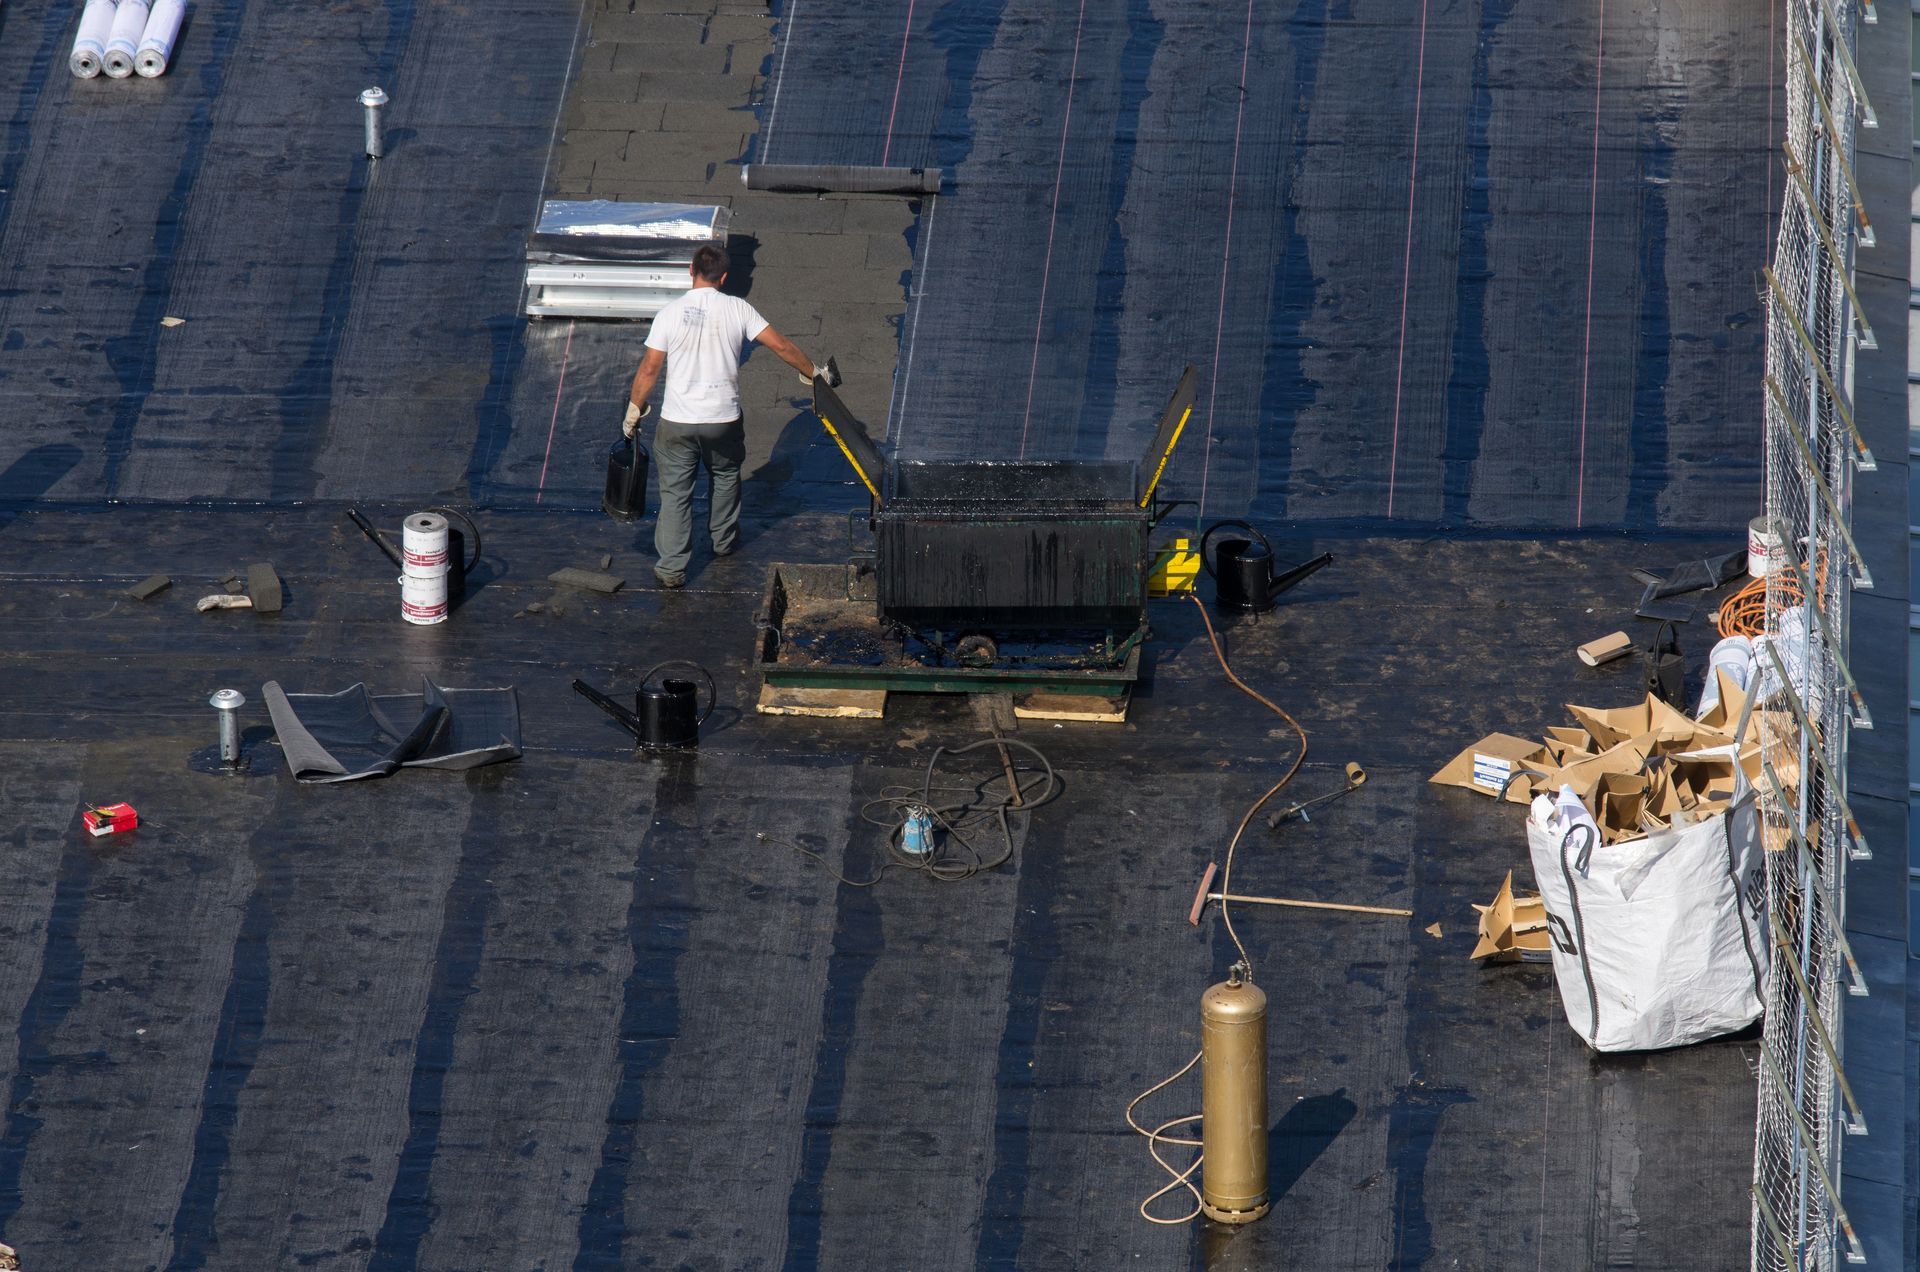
{"left": 1625, "top": 101, "right": 1675, "bottom": 535}
{"left": 574, "top": 759, "right": 698, "bottom": 1270}
{"left": 971, "top": 814, "right": 1054, "bottom": 1268}
{"left": 268, "top": 0, "right": 419, "bottom": 503}
{"left": 0, "top": 8, "right": 69, "bottom": 271}
{"left": 1246, "top": 0, "right": 1328, "bottom": 527}
{"left": 368, "top": 791, "right": 498, "bottom": 1271}
{"left": 1440, "top": 0, "right": 1511, "bottom": 525}
{"left": 926, "top": 0, "right": 1007, "bottom": 177}
{"left": 0, "top": 835, "right": 93, "bottom": 1240}
{"left": 780, "top": 820, "right": 886, "bottom": 1271}
{"left": 98, "top": 0, "right": 247, "bottom": 496}
{"left": 1385, "top": 1084, "right": 1474, "bottom": 1269}
{"left": 465, "top": 313, "right": 533, "bottom": 501}
{"left": 0, "top": 445, "right": 82, "bottom": 535}
{"left": 164, "top": 883, "right": 274, "bottom": 1272}
{"left": 1073, "top": 0, "right": 1163, "bottom": 463}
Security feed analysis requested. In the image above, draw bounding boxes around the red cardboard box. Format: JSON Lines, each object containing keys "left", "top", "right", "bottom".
{"left": 83, "top": 803, "right": 138, "bottom": 837}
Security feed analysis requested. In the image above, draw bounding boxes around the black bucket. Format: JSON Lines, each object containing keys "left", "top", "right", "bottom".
{"left": 634, "top": 660, "right": 714, "bottom": 750}
{"left": 604, "top": 436, "right": 650, "bottom": 522}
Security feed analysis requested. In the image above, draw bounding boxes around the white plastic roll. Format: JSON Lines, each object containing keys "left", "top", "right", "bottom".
{"left": 135, "top": 0, "right": 185, "bottom": 78}
{"left": 1694, "top": 635, "right": 1754, "bottom": 721}
{"left": 401, "top": 512, "right": 450, "bottom": 576}
{"left": 70, "top": 0, "right": 118, "bottom": 79}
{"left": 399, "top": 570, "right": 449, "bottom": 625}
{"left": 103, "top": 0, "right": 151, "bottom": 78}
{"left": 400, "top": 512, "right": 450, "bottom": 624}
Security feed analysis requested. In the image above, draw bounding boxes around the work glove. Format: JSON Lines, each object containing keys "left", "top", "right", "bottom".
{"left": 622, "top": 400, "right": 651, "bottom": 437}
{"left": 797, "top": 357, "right": 842, "bottom": 389}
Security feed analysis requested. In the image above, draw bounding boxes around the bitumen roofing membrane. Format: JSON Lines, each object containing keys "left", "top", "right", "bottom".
{"left": 0, "top": 0, "right": 1909, "bottom": 1268}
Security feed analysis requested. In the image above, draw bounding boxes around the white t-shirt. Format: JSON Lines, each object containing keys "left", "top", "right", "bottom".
{"left": 644, "top": 288, "right": 770, "bottom": 423}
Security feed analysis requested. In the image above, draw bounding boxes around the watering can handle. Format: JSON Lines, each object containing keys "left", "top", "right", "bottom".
{"left": 641, "top": 660, "right": 716, "bottom": 725}
{"left": 1197, "top": 519, "right": 1273, "bottom": 578}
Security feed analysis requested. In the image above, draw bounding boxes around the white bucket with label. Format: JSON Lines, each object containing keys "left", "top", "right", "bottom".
{"left": 400, "top": 512, "right": 449, "bottom": 624}
{"left": 1746, "top": 516, "right": 1784, "bottom": 579}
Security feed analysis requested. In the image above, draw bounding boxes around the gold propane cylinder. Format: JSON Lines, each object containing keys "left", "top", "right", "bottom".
{"left": 1199, "top": 970, "right": 1270, "bottom": 1223}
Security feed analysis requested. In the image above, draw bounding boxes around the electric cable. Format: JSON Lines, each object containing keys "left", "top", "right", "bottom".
{"left": 1125, "top": 593, "right": 1311, "bottom": 1226}
{"left": 759, "top": 735, "right": 1057, "bottom": 886}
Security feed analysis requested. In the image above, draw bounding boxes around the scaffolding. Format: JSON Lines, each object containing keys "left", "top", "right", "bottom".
{"left": 1750, "top": 0, "right": 1877, "bottom": 1267}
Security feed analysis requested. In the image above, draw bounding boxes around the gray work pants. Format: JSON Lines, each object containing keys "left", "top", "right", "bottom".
{"left": 653, "top": 414, "right": 745, "bottom": 582}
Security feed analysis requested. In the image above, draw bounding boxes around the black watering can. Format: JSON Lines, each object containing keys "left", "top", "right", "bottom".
{"left": 345, "top": 506, "right": 478, "bottom": 604}
{"left": 573, "top": 660, "right": 716, "bottom": 751}
{"left": 604, "top": 435, "right": 651, "bottom": 522}
{"left": 1199, "top": 521, "right": 1333, "bottom": 614}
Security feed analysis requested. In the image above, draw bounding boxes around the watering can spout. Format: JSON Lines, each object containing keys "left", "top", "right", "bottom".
{"left": 1268, "top": 552, "right": 1333, "bottom": 602}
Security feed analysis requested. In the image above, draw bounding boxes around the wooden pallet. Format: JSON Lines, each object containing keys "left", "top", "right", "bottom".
{"left": 756, "top": 683, "right": 888, "bottom": 718}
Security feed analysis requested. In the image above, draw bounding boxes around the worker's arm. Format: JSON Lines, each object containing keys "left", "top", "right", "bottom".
{"left": 628, "top": 347, "right": 665, "bottom": 410}
{"left": 754, "top": 325, "right": 820, "bottom": 378}
{"left": 625, "top": 347, "right": 665, "bottom": 435}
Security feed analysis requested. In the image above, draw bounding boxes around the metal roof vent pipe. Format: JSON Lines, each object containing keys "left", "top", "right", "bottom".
{"left": 189, "top": 688, "right": 269, "bottom": 776}
{"left": 360, "top": 87, "right": 389, "bottom": 159}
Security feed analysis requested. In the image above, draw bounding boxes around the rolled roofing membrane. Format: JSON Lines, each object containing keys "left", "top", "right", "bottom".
{"left": 69, "top": 0, "right": 117, "bottom": 79}
{"left": 135, "top": 0, "right": 186, "bottom": 78}
{"left": 103, "top": 0, "right": 152, "bottom": 79}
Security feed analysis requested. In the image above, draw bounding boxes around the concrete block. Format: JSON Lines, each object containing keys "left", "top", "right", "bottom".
{"left": 570, "top": 67, "right": 639, "bottom": 104}
{"left": 659, "top": 99, "right": 759, "bottom": 135}
{"left": 560, "top": 129, "right": 631, "bottom": 166}
{"left": 614, "top": 38, "right": 731, "bottom": 75}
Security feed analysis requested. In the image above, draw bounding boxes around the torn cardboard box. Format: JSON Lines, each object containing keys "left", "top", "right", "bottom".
{"left": 1471, "top": 871, "right": 1550, "bottom": 963}
{"left": 1430, "top": 685, "right": 1761, "bottom": 843}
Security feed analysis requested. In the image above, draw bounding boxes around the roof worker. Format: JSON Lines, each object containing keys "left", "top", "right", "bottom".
{"left": 625, "top": 242, "right": 831, "bottom": 589}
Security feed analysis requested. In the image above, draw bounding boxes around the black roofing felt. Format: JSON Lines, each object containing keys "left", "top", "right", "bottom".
{"left": 0, "top": 0, "right": 1907, "bottom": 1268}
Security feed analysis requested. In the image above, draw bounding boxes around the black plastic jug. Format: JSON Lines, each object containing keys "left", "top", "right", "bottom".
{"left": 604, "top": 436, "right": 650, "bottom": 522}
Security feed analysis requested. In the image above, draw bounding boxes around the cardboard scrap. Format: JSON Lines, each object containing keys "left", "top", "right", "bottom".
{"left": 1431, "top": 685, "right": 1760, "bottom": 845}
{"left": 1471, "top": 871, "right": 1550, "bottom": 963}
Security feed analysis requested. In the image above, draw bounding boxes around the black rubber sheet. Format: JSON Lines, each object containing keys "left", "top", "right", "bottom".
{"left": 263, "top": 679, "right": 523, "bottom": 782}
{"left": 756, "top": 0, "right": 1776, "bottom": 535}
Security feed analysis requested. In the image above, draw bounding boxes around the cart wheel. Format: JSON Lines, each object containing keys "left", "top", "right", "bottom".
{"left": 955, "top": 633, "right": 998, "bottom": 668}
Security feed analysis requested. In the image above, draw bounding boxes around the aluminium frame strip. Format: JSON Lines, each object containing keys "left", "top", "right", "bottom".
{"left": 1760, "top": 514, "right": 1873, "bottom": 727}
{"left": 1759, "top": 755, "right": 1868, "bottom": 996}
{"left": 1789, "top": 25, "right": 1876, "bottom": 246}
{"left": 1749, "top": 1182, "right": 1805, "bottom": 1270}
{"left": 1808, "top": 0, "right": 1877, "bottom": 129}
{"left": 1768, "top": 902, "right": 1869, "bottom": 1136}
{"left": 1757, "top": 1043, "right": 1869, "bottom": 1263}
{"left": 1761, "top": 638, "right": 1872, "bottom": 862}
{"left": 1764, "top": 272, "right": 1876, "bottom": 472}
{"left": 1762, "top": 374, "right": 1875, "bottom": 586}
{"left": 1779, "top": 140, "right": 1875, "bottom": 350}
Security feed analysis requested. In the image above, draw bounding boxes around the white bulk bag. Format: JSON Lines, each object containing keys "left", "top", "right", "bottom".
{"left": 1526, "top": 786, "right": 1767, "bottom": 1052}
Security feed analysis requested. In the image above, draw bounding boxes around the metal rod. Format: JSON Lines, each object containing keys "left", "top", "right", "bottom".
{"left": 1760, "top": 639, "right": 1872, "bottom": 861}
{"left": 1210, "top": 892, "right": 1412, "bottom": 918}
{"left": 1767, "top": 905, "right": 1869, "bottom": 1135}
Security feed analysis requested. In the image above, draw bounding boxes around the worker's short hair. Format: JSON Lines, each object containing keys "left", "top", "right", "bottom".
{"left": 691, "top": 243, "right": 729, "bottom": 283}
